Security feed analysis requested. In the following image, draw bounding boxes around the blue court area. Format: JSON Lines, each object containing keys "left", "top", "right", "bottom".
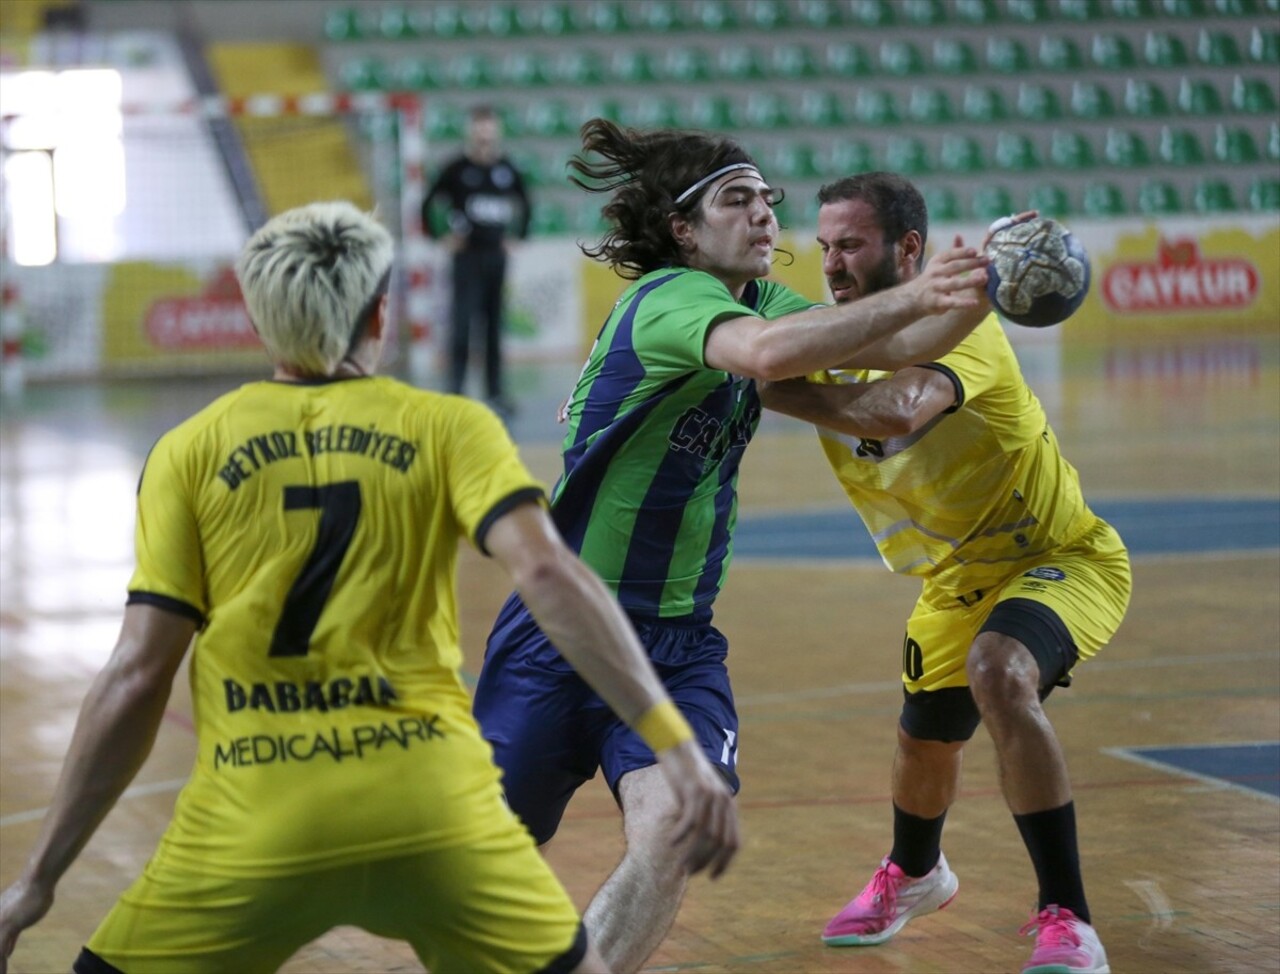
{"left": 1106, "top": 743, "right": 1280, "bottom": 800}
{"left": 734, "top": 497, "right": 1280, "bottom": 560}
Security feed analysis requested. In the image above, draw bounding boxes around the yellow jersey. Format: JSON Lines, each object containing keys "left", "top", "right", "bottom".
{"left": 129, "top": 376, "right": 543, "bottom": 877}
{"left": 811, "top": 316, "right": 1097, "bottom": 597}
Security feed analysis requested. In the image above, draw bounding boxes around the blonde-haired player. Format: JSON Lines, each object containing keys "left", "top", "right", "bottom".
{"left": 0, "top": 201, "right": 738, "bottom": 974}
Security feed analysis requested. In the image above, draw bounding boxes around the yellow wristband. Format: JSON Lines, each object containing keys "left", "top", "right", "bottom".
{"left": 633, "top": 700, "right": 695, "bottom": 754}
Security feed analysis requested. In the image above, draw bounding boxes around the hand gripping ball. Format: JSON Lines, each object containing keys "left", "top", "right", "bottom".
{"left": 984, "top": 216, "right": 1091, "bottom": 328}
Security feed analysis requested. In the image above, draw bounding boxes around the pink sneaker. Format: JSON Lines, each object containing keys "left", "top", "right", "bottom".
{"left": 822, "top": 853, "right": 959, "bottom": 946}
{"left": 1020, "top": 905, "right": 1111, "bottom": 973}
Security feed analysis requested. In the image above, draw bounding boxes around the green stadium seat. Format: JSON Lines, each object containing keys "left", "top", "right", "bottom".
{"left": 1070, "top": 81, "right": 1117, "bottom": 118}
{"left": 716, "top": 45, "right": 767, "bottom": 80}
{"left": 848, "top": 0, "right": 895, "bottom": 27}
{"left": 689, "top": 0, "right": 735, "bottom": 30}
{"left": 340, "top": 57, "right": 390, "bottom": 92}
{"left": 796, "top": 0, "right": 845, "bottom": 28}
{"left": 573, "top": 97, "right": 622, "bottom": 127}
{"left": 798, "top": 90, "right": 846, "bottom": 127}
{"left": 880, "top": 40, "right": 926, "bottom": 76}
{"left": 1017, "top": 83, "right": 1063, "bottom": 121}
{"left": 771, "top": 43, "right": 821, "bottom": 79}
{"left": 428, "top": 3, "right": 471, "bottom": 38}
{"left": 994, "top": 131, "right": 1042, "bottom": 170}
{"left": 1212, "top": 0, "right": 1257, "bottom": 10}
{"left": 609, "top": 48, "right": 657, "bottom": 83}
{"left": 580, "top": 0, "right": 627, "bottom": 33}
{"left": 506, "top": 149, "right": 547, "bottom": 188}
{"left": 553, "top": 49, "right": 605, "bottom": 86}
{"left": 1270, "top": 121, "right": 1280, "bottom": 159}
{"left": 1215, "top": 124, "right": 1261, "bottom": 163}
{"left": 323, "top": 7, "right": 365, "bottom": 40}
{"left": 971, "top": 184, "right": 1015, "bottom": 219}
{"left": 662, "top": 46, "right": 714, "bottom": 83}
{"left": 825, "top": 41, "right": 874, "bottom": 77}
{"left": 684, "top": 93, "right": 735, "bottom": 129}
{"left": 445, "top": 53, "right": 494, "bottom": 89}
{"left": 493, "top": 104, "right": 524, "bottom": 138}
{"left": 765, "top": 142, "right": 824, "bottom": 179}
{"left": 1158, "top": 126, "right": 1206, "bottom": 164}
{"left": 954, "top": 0, "right": 1001, "bottom": 23}
{"left": 393, "top": 58, "right": 442, "bottom": 91}
{"left": 828, "top": 139, "right": 876, "bottom": 174}
{"left": 1177, "top": 77, "right": 1224, "bottom": 114}
{"left": 1028, "top": 183, "right": 1072, "bottom": 216}
{"left": 521, "top": 100, "right": 575, "bottom": 137}
{"left": 1059, "top": 0, "right": 1106, "bottom": 19}
{"left": 530, "top": 201, "right": 570, "bottom": 236}
{"left": 1232, "top": 75, "right": 1279, "bottom": 112}
{"left": 1145, "top": 31, "right": 1190, "bottom": 67}
{"left": 1007, "top": 0, "right": 1052, "bottom": 22}
{"left": 1104, "top": 128, "right": 1152, "bottom": 166}
{"left": 933, "top": 38, "right": 980, "bottom": 74}
{"left": 378, "top": 6, "right": 421, "bottom": 39}
{"left": 987, "top": 37, "right": 1032, "bottom": 73}
{"left": 901, "top": 0, "right": 948, "bottom": 25}
{"left": 480, "top": 4, "right": 524, "bottom": 37}
{"left": 962, "top": 85, "right": 1009, "bottom": 121}
{"left": 1159, "top": 0, "right": 1206, "bottom": 13}
{"left": 1050, "top": 130, "right": 1097, "bottom": 168}
{"left": 853, "top": 89, "right": 900, "bottom": 125}
{"left": 1197, "top": 30, "right": 1243, "bottom": 65}
{"left": 423, "top": 102, "right": 465, "bottom": 140}
{"left": 1193, "top": 177, "right": 1238, "bottom": 212}
{"left": 909, "top": 87, "right": 956, "bottom": 124}
{"left": 636, "top": 0, "right": 686, "bottom": 30}
{"left": 1093, "top": 34, "right": 1138, "bottom": 69}
{"left": 527, "top": 2, "right": 576, "bottom": 35}
{"left": 500, "top": 51, "right": 551, "bottom": 87}
{"left": 939, "top": 133, "right": 986, "bottom": 172}
{"left": 1082, "top": 181, "right": 1128, "bottom": 215}
{"left": 740, "top": 92, "right": 792, "bottom": 129}
{"left": 1250, "top": 27, "right": 1280, "bottom": 64}
{"left": 1249, "top": 175, "right": 1280, "bottom": 210}
{"left": 1039, "top": 36, "right": 1085, "bottom": 71}
{"left": 922, "top": 185, "right": 962, "bottom": 221}
{"left": 621, "top": 95, "right": 681, "bottom": 129}
{"left": 745, "top": 0, "right": 790, "bottom": 29}
{"left": 1124, "top": 79, "right": 1171, "bottom": 116}
{"left": 884, "top": 135, "right": 932, "bottom": 174}
{"left": 1109, "top": 0, "right": 1156, "bottom": 16}
{"left": 1137, "top": 179, "right": 1183, "bottom": 213}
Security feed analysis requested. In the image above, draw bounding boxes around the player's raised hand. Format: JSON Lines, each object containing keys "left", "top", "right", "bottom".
{"left": 655, "top": 740, "right": 740, "bottom": 879}
{"left": 0, "top": 876, "right": 55, "bottom": 974}
{"left": 911, "top": 238, "right": 989, "bottom": 314}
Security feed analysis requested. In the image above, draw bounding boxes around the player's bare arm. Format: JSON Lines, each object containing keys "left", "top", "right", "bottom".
{"left": 761, "top": 368, "right": 957, "bottom": 440}
{"left": 0, "top": 605, "right": 194, "bottom": 970}
{"left": 703, "top": 243, "right": 987, "bottom": 382}
{"left": 484, "top": 501, "right": 740, "bottom": 879}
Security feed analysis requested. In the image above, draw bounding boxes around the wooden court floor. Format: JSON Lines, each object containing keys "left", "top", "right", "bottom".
{"left": 1, "top": 330, "right": 1277, "bottom": 973}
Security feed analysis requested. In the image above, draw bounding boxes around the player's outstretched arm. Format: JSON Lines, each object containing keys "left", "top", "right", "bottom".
{"left": 485, "top": 502, "right": 739, "bottom": 878}
{"left": 704, "top": 242, "right": 987, "bottom": 382}
{"left": 761, "top": 367, "right": 957, "bottom": 439}
{"left": 0, "top": 605, "right": 195, "bottom": 973}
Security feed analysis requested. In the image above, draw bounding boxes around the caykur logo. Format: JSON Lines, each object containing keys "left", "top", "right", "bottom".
{"left": 1102, "top": 237, "right": 1259, "bottom": 313}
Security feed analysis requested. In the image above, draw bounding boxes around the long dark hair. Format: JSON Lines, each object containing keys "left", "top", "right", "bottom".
{"left": 569, "top": 118, "right": 758, "bottom": 279}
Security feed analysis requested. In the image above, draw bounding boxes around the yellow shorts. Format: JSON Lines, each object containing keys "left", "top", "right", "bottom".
{"left": 904, "top": 517, "right": 1132, "bottom": 695}
{"left": 85, "top": 822, "right": 583, "bottom": 974}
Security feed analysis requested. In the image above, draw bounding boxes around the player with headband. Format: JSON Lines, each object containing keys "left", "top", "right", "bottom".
{"left": 473, "top": 119, "right": 991, "bottom": 973}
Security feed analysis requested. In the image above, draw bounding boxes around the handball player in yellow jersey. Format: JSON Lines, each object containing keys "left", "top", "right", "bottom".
{"left": 0, "top": 201, "right": 739, "bottom": 974}
{"left": 762, "top": 174, "right": 1129, "bottom": 974}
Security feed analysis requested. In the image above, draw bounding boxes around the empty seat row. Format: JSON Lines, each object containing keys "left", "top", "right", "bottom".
{"left": 325, "top": 0, "right": 1280, "bottom": 42}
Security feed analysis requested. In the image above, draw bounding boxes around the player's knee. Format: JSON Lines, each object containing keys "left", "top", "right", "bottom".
{"left": 966, "top": 635, "right": 1040, "bottom": 711}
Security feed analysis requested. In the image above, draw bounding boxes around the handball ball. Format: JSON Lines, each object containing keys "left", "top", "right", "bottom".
{"left": 984, "top": 217, "right": 1091, "bottom": 328}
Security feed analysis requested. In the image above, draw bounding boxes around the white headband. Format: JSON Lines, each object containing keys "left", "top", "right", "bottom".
{"left": 674, "top": 163, "right": 761, "bottom": 205}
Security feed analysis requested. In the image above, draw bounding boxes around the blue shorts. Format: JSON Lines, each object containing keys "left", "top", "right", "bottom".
{"left": 473, "top": 592, "right": 741, "bottom": 844}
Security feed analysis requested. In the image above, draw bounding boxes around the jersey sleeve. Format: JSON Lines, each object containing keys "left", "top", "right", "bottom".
{"left": 442, "top": 400, "right": 546, "bottom": 554}
{"left": 632, "top": 271, "right": 759, "bottom": 372}
{"left": 127, "top": 430, "right": 207, "bottom": 623}
{"left": 926, "top": 315, "right": 1008, "bottom": 407}
{"left": 756, "top": 278, "right": 825, "bottom": 318}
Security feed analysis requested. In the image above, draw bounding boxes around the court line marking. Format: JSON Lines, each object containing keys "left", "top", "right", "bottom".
{"left": 1101, "top": 744, "right": 1280, "bottom": 805}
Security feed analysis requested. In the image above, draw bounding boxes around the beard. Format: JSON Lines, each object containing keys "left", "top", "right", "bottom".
{"left": 829, "top": 246, "right": 902, "bottom": 304}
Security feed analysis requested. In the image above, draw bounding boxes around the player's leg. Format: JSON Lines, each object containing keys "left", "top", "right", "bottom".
{"left": 480, "top": 249, "right": 509, "bottom": 407}
{"left": 823, "top": 594, "right": 981, "bottom": 947}
{"left": 969, "top": 519, "right": 1128, "bottom": 974}
{"left": 584, "top": 621, "right": 740, "bottom": 974}
{"left": 448, "top": 251, "right": 477, "bottom": 394}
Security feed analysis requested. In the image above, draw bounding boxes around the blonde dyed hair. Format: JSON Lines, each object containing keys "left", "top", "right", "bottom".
{"left": 236, "top": 201, "right": 394, "bottom": 376}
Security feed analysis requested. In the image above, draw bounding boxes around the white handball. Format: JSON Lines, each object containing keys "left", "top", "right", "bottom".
{"left": 984, "top": 216, "right": 1091, "bottom": 328}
